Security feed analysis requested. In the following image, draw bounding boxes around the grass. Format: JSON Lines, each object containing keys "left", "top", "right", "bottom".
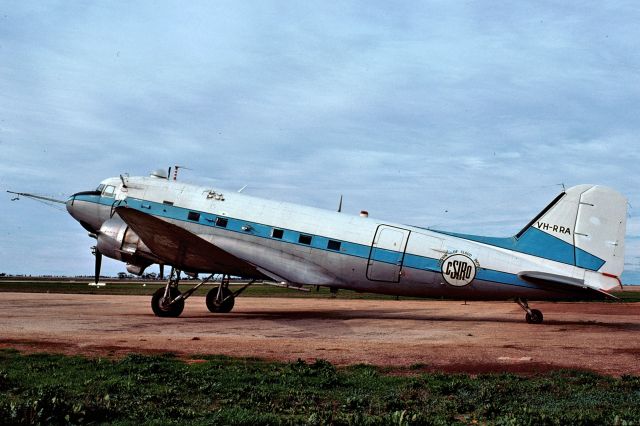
{"left": 0, "top": 349, "right": 638, "bottom": 425}
{"left": 611, "top": 290, "right": 640, "bottom": 302}
{"left": 1, "top": 282, "right": 638, "bottom": 423}
{"left": 1, "top": 280, "right": 639, "bottom": 302}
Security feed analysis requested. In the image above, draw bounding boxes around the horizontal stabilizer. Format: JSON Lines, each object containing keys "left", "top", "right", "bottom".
{"left": 518, "top": 271, "right": 618, "bottom": 300}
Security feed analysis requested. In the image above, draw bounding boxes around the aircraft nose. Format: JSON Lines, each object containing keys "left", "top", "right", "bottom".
{"left": 66, "top": 191, "right": 102, "bottom": 233}
{"left": 66, "top": 194, "right": 78, "bottom": 217}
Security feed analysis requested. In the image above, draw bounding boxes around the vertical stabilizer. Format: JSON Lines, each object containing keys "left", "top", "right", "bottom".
{"left": 519, "top": 185, "right": 627, "bottom": 279}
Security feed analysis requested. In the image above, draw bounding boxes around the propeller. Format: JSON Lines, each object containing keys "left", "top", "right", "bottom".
{"left": 92, "top": 246, "right": 102, "bottom": 285}
{"left": 159, "top": 264, "right": 165, "bottom": 280}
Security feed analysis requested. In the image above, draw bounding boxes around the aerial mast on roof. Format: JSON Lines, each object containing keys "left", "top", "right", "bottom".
{"left": 172, "top": 165, "right": 192, "bottom": 181}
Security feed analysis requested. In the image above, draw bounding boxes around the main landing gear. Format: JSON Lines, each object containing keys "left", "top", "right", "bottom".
{"left": 515, "top": 298, "right": 543, "bottom": 324}
{"left": 206, "top": 275, "right": 236, "bottom": 313}
{"left": 151, "top": 269, "right": 255, "bottom": 317}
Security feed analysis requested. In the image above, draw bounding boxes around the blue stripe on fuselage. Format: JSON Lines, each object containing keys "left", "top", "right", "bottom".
{"left": 431, "top": 227, "right": 605, "bottom": 271}
{"left": 73, "top": 194, "right": 105, "bottom": 205}
{"left": 73, "top": 194, "right": 577, "bottom": 291}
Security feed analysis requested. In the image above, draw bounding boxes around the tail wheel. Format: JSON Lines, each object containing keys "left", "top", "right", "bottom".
{"left": 525, "top": 309, "right": 543, "bottom": 324}
{"left": 206, "top": 287, "right": 235, "bottom": 313}
{"left": 151, "top": 287, "right": 184, "bottom": 317}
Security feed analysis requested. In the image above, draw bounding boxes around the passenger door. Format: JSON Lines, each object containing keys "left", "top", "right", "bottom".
{"left": 366, "top": 225, "right": 410, "bottom": 282}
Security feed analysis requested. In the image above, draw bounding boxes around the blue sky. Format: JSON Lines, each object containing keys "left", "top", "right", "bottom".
{"left": 1, "top": 2, "right": 639, "bottom": 283}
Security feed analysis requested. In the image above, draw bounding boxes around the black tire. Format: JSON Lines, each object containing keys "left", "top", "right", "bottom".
{"left": 151, "top": 287, "right": 184, "bottom": 317}
{"left": 206, "top": 287, "right": 235, "bottom": 313}
{"left": 525, "top": 309, "right": 543, "bottom": 324}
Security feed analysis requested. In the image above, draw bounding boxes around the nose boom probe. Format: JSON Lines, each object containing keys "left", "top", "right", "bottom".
{"left": 6, "top": 191, "right": 66, "bottom": 205}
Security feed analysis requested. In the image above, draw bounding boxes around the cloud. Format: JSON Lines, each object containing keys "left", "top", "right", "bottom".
{"left": 0, "top": 1, "right": 638, "bottom": 283}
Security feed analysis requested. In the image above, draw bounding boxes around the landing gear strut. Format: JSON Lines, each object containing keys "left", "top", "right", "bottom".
{"left": 151, "top": 286, "right": 184, "bottom": 317}
{"left": 516, "top": 298, "right": 543, "bottom": 324}
{"left": 151, "top": 268, "right": 215, "bottom": 317}
{"left": 151, "top": 268, "right": 184, "bottom": 317}
{"left": 206, "top": 274, "right": 255, "bottom": 313}
{"left": 150, "top": 270, "right": 256, "bottom": 317}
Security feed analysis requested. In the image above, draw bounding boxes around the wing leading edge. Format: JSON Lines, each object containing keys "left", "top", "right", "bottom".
{"left": 115, "top": 206, "right": 265, "bottom": 278}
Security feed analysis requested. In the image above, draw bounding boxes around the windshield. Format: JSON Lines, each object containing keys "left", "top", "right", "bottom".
{"left": 102, "top": 185, "right": 116, "bottom": 197}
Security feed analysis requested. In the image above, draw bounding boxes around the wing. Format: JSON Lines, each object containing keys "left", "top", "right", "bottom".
{"left": 517, "top": 271, "right": 618, "bottom": 300}
{"left": 115, "top": 206, "right": 265, "bottom": 278}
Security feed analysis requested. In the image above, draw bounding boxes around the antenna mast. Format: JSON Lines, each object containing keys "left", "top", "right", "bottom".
{"left": 172, "top": 165, "right": 192, "bottom": 181}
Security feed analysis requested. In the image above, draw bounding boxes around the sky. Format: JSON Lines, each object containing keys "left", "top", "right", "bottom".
{"left": 1, "top": 1, "right": 639, "bottom": 283}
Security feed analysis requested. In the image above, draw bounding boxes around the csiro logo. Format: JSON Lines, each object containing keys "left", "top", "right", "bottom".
{"left": 441, "top": 253, "right": 477, "bottom": 287}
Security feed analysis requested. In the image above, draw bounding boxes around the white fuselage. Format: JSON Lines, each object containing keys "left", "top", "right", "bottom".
{"left": 67, "top": 175, "right": 622, "bottom": 301}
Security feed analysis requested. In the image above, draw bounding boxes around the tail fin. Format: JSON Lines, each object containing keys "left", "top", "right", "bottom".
{"left": 517, "top": 185, "right": 627, "bottom": 277}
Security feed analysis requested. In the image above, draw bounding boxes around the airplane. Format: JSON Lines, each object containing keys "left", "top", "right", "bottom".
{"left": 62, "top": 168, "right": 627, "bottom": 323}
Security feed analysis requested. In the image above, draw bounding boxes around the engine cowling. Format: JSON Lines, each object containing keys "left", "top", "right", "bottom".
{"left": 96, "top": 217, "right": 155, "bottom": 274}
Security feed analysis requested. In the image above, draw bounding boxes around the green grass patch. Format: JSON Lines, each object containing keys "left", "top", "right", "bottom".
{"left": 0, "top": 349, "right": 638, "bottom": 425}
{"left": 611, "top": 290, "right": 640, "bottom": 302}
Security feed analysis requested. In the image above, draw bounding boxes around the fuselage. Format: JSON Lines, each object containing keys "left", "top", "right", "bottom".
{"left": 66, "top": 174, "right": 619, "bottom": 301}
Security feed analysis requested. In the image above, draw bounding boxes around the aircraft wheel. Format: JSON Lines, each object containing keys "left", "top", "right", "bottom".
{"left": 151, "top": 287, "right": 184, "bottom": 317}
{"left": 525, "top": 309, "right": 543, "bottom": 324}
{"left": 206, "top": 287, "right": 235, "bottom": 313}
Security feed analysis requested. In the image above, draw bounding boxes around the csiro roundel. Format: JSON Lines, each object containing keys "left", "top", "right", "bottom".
{"left": 441, "top": 253, "right": 477, "bottom": 287}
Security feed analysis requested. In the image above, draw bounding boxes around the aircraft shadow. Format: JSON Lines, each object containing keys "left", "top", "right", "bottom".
{"left": 179, "top": 310, "right": 640, "bottom": 329}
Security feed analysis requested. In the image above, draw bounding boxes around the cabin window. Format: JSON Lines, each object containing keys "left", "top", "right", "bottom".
{"left": 163, "top": 201, "right": 174, "bottom": 206}
{"left": 215, "top": 217, "right": 228, "bottom": 228}
{"left": 327, "top": 240, "right": 341, "bottom": 251}
{"left": 188, "top": 211, "right": 200, "bottom": 221}
{"left": 298, "top": 234, "right": 312, "bottom": 245}
{"left": 272, "top": 228, "right": 284, "bottom": 239}
{"left": 102, "top": 185, "right": 115, "bottom": 197}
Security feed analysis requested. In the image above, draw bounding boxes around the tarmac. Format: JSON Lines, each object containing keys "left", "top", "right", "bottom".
{"left": 1, "top": 292, "right": 638, "bottom": 375}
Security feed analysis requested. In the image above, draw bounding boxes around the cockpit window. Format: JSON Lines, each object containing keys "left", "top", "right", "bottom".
{"left": 102, "top": 185, "right": 116, "bottom": 197}
{"left": 96, "top": 184, "right": 105, "bottom": 192}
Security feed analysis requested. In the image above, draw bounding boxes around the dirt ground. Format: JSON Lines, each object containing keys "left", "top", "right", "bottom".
{"left": 0, "top": 292, "right": 638, "bottom": 376}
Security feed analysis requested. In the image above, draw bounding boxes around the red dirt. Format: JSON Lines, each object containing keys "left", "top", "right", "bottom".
{"left": 0, "top": 293, "right": 638, "bottom": 375}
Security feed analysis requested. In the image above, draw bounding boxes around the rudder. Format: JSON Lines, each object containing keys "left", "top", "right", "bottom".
{"left": 574, "top": 186, "right": 627, "bottom": 276}
{"left": 520, "top": 184, "right": 627, "bottom": 277}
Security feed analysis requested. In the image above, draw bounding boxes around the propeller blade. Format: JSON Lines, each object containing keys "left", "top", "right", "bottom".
{"left": 94, "top": 249, "right": 102, "bottom": 285}
{"left": 159, "top": 264, "right": 165, "bottom": 280}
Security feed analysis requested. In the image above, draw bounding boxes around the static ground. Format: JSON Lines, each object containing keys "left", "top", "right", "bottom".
{"left": 0, "top": 292, "right": 638, "bottom": 376}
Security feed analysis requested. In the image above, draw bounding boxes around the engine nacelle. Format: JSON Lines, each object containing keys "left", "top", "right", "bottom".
{"left": 96, "top": 217, "right": 155, "bottom": 274}
{"left": 126, "top": 263, "right": 147, "bottom": 276}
